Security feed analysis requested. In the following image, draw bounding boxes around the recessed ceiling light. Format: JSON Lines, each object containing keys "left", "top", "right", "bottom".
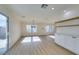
{"left": 52, "top": 8, "right": 54, "bottom": 10}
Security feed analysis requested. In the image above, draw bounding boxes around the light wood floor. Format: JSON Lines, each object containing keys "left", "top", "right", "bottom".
{"left": 6, "top": 36, "right": 75, "bottom": 55}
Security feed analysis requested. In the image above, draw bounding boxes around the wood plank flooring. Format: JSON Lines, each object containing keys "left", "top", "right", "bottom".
{"left": 6, "top": 36, "right": 75, "bottom": 55}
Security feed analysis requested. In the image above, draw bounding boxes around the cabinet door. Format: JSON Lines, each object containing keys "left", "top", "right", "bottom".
{"left": 56, "top": 26, "right": 79, "bottom": 37}
{"left": 55, "top": 34, "right": 76, "bottom": 53}
{"left": 74, "top": 38, "right": 79, "bottom": 54}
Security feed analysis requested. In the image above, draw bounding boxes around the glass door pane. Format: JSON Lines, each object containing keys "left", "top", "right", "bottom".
{"left": 0, "top": 14, "right": 8, "bottom": 54}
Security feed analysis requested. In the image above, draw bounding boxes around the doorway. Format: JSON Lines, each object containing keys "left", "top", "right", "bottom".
{"left": 0, "top": 13, "right": 9, "bottom": 54}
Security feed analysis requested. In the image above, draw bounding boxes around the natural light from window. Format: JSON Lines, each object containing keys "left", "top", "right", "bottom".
{"left": 21, "top": 36, "right": 41, "bottom": 43}
{"left": 45, "top": 25, "right": 52, "bottom": 32}
{"left": 26, "top": 25, "right": 37, "bottom": 33}
{"left": 0, "top": 13, "right": 7, "bottom": 54}
{"left": 49, "top": 35, "right": 55, "bottom": 39}
{"left": 0, "top": 14, "right": 7, "bottom": 48}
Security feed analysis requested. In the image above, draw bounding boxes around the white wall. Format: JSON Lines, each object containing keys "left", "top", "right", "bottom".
{"left": 9, "top": 18, "right": 21, "bottom": 48}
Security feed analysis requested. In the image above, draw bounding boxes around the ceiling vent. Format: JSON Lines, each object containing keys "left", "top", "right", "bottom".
{"left": 41, "top": 4, "right": 48, "bottom": 8}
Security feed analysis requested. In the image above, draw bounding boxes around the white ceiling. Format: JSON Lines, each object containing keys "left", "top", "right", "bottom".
{"left": 2, "top": 4, "right": 79, "bottom": 23}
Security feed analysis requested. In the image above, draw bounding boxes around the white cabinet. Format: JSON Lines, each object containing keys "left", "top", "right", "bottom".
{"left": 55, "top": 34, "right": 76, "bottom": 53}
{"left": 74, "top": 38, "right": 79, "bottom": 54}
{"left": 55, "top": 18, "right": 79, "bottom": 54}
{"left": 56, "top": 26, "right": 79, "bottom": 36}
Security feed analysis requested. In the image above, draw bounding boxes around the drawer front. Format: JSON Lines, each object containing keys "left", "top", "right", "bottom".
{"left": 73, "top": 38, "right": 79, "bottom": 54}
{"left": 55, "top": 34, "right": 77, "bottom": 54}
{"left": 56, "top": 26, "right": 79, "bottom": 37}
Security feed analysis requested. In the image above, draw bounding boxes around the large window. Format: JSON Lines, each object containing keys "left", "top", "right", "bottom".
{"left": 45, "top": 25, "right": 52, "bottom": 32}
{"left": 0, "top": 13, "right": 8, "bottom": 54}
{"left": 26, "top": 25, "right": 37, "bottom": 33}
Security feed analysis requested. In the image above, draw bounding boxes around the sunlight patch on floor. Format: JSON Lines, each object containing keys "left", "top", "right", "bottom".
{"left": 49, "top": 35, "right": 55, "bottom": 39}
{"left": 21, "top": 36, "right": 41, "bottom": 43}
{"left": 21, "top": 37, "right": 31, "bottom": 43}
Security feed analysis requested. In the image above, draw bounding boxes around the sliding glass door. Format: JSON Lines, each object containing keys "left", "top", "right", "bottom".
{"left": 0, "top": 13, "right": 9, "bottom": 54}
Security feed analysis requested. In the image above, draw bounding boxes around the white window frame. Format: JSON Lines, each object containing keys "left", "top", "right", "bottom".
{"left": 26, "top": 25, "right": 37, "bottom": 33}
{"left": 45, "top": 25, "right": 52, "bottom": 32}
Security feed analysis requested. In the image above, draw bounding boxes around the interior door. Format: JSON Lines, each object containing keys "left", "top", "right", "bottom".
{"left": 0, "top": 13, "right": 9, "bottom": 55}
